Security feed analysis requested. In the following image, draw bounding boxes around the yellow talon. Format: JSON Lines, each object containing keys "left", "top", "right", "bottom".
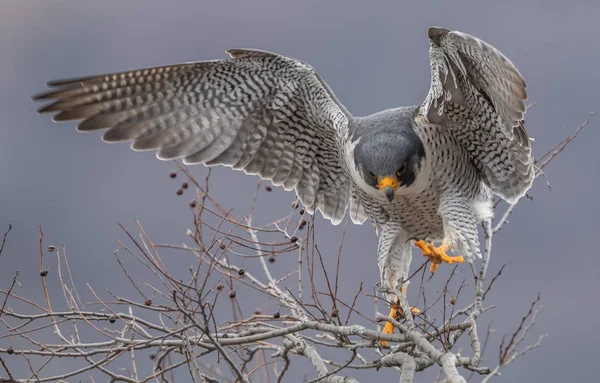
{"left": 414, "top": 240, "right": 465, "bottom": 273}
{"left": 380, "top": 293, "right": 420, "bottom": 348}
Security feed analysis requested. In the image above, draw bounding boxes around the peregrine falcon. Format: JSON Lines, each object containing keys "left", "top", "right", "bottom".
{"left": 33, "top": 27, "right": 533, "bottom": 342}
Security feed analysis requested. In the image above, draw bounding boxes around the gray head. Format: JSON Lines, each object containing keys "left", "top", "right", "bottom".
{"left": 353, "top": 128, "right": 426, "bottom": 201}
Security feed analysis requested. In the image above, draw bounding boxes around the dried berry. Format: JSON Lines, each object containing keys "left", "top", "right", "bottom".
{"left": 219, "top": 243, "right": 226, "bottom": 250}
{"left": 238, "top": 268, "right": 245, "bottom": 276}
{"left": 40, "top": 269, "right": 48, "bottom": 277}
{"left": 108, "top": 315, "right": 117, "bottom": 324}
{"left": 265, "top": 185, "right": 272, "bottom": 192}
{"left": 216, "top": 283, "right": 224, "bottom": 291}
{"left": 331, "top": 309, "right": 339, "bottom": 318}
{"left": 291, "top": 201, "right": 298, "bottom": 209}
{"left": 176, "top": 189, "right": 183, "bottom": 196}
{"left": 149, "top": 354, "right": 156, "bottom": 360}
{"left": 273, "top": 312, "right": 281, "bottom": 319}
{"left": 290, "top": 236, "right": 298, "bottom": 243}
{"left": 450, "top": 297, "right": 456, "bottom": 305}
{"left": 299, "top": 208, "right": 305, "bottom": 215}
{"left": 190, "top": 201, "right": 197, "bottom": 208}
{"left": 7, "top": 346, "right": 14, "bottom": 355}
{"left": 181, "top": 182, "right": 188, "bottom": 189}
{"left": 169, "top": 171, "right": 177, "bottom": 179}
{"left": 268, "top": 256, "right": 276, "bottom": 263}
{"left": 229, "top": 290, "right": 236, "bottom": 299}
{"left": 47, "top": 245, "right": 56, "bottom": 252}
{"left": 144, "top": 299, "right": 152, "bottom": 306}
{"left": 254, "top": 309, "right": 261, "bottom": 315}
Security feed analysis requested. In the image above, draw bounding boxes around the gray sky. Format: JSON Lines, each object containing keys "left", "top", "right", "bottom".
{"left": 1, "top": 0, "right": 599, "bottom": 381}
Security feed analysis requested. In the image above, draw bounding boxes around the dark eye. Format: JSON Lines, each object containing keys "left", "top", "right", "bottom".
{"left": 368, "top": 171, "right": 377, "bottom": 181}
{"left": 396, "top": 162, "right": 407, "bottom": 177}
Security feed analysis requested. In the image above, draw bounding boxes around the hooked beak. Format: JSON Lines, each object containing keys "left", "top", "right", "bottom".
{"left": 384, "top": 186, "right": 395, "bottom": 202}
{"left": 377, "top": 177, "right": 400, "bottom": 202}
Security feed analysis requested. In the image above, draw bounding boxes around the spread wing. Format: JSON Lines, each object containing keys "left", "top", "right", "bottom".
{"left": 33, "top": 49, "right": 353, "bottom": 223}
{"left": 420, "top": 27, "right": 534, "bottom": 203}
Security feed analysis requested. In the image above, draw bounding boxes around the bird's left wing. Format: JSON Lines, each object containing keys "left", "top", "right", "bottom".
{"left": 33, "top": 49, "right": 353, "bottom": 223}
{"left": 420, "top": 27, "right": 534, "bottom": 203}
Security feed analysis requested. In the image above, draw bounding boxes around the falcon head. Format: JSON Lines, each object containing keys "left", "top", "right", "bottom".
{"left": 353, "top": 128, "right": 426, "bottom": 202}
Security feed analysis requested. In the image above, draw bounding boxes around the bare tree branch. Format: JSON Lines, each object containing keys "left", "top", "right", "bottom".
{"left": 0, "top": 111, "right": 591, "bottom": 382}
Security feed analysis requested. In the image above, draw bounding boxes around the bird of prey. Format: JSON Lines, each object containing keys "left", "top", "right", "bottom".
{"left": 33, "top": 27, "right": 533, "bottom": 343}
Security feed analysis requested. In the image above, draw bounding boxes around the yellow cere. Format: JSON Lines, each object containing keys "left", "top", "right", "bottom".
{"left": 377, "top": 176, "right": 400, "bottom": 190}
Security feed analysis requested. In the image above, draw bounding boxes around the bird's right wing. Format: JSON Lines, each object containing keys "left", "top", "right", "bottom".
{"left": 33, "top": 49, "right": 353, "bottom": 224}
{"left": 419, "top": 27, "right": 534, "bottom": 203}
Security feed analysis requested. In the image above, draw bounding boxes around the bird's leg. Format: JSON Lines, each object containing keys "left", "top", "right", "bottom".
{"left": 414, "top": 240, "right": 464, "bottom": 273}
{"left": 380, "top": 286, "right": 420, "bottom": 348}
{"left": 377, "top": 229, "right": 418, "bottom": 347}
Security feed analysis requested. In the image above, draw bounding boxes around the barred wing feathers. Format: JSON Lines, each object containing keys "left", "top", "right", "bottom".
{"left": 34, "top": 49, "right": 353, "bottom": 223}
{"left": 421, "top": 27, "right": 534, "bottom": 203}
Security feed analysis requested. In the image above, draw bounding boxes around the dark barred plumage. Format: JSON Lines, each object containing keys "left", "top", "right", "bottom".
{"left": 33, "top": 27, "right": 533, "bottom": 299}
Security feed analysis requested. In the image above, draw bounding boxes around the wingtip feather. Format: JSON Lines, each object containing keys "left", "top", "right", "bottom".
{"left": 225, "top": 48, "right": 279, "bottom": 59}
{"left": 31, "top": 91, "right": 54, "bottom": 101}
{"left": 36, "top": 102, "right": 59, "bottom": 114}
{"left": 428, "top": 26, "right": 450, "bottom": 46}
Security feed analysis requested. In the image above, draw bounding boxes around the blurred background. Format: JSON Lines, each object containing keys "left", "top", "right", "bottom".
{"left": 1, "top": 0, "right": 599, "bottom": 381}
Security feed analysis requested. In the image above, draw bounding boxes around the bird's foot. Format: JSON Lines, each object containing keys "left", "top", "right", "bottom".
{"left": 380, "top": 297, "right": 420, "bottom": 348}
{"left": 414, "top": 240, "right": 464, "bottom": 273}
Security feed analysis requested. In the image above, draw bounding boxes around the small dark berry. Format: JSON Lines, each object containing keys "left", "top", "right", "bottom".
{"left": 149, "top": 354, "right": 156, "bottom": 360}
{"left": 221, "top": 333, "right": 229, "bottom": 338}
{"left": 108, "top": 315, "right": 117, "bottom": 323}
{"left": 229, "top": 290, "right": 236, "bottom": 299}
{"left": 40, "top": 269, "right": 48, "bottom": 277}
{"left": 216, "top": 283, "right": 224, "bottom": 291}
{"left": 176, "top": 189, "right": 183, "bottom": 196}
{"left": 47, "top": 245, "right": 56, "bottom": 252}
{"left": 268, "top": 256, "right": 276, "bottom": 263}
{"left": 291, "top": 201, "right": 298, "bottom": 209}
{"left": 299, "top": 208, "right": 305, "bottom": 215}
{"left": 219, "top": 243, "right": 226, "bottom": 250}
{"left": 450, "top": 297, "right": 456, "bottom": 305}
{"left": 144, "top": 299, "right": 152, "bottom": 306}
{"left": 181, "top": 182, "right": 188, "bottom": 189}
{"left": 190, "top": 201, "right": 197, "bottom": 208}
{"left": 273, "top": 312, "right": 281, "bottom": 319}
{"left": 238, "top": 268, "right": 245, "bottom": 276}
{"left": 7, "top": 346, "right": 14, "bottom": 355}
{"left": 265, "top": 185, "right": 272, "bottom": 192}
{"left": 169, "top": 171, "right": 177, "bottom": 178}
{"left": 290, "top": 236, "right": 298, "bottom": 243}
{"left": 254, "top": 309, "right": 261, "bottom": 315}
{"left": 331, "top": 309, "right": 339, "bottom": 318}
